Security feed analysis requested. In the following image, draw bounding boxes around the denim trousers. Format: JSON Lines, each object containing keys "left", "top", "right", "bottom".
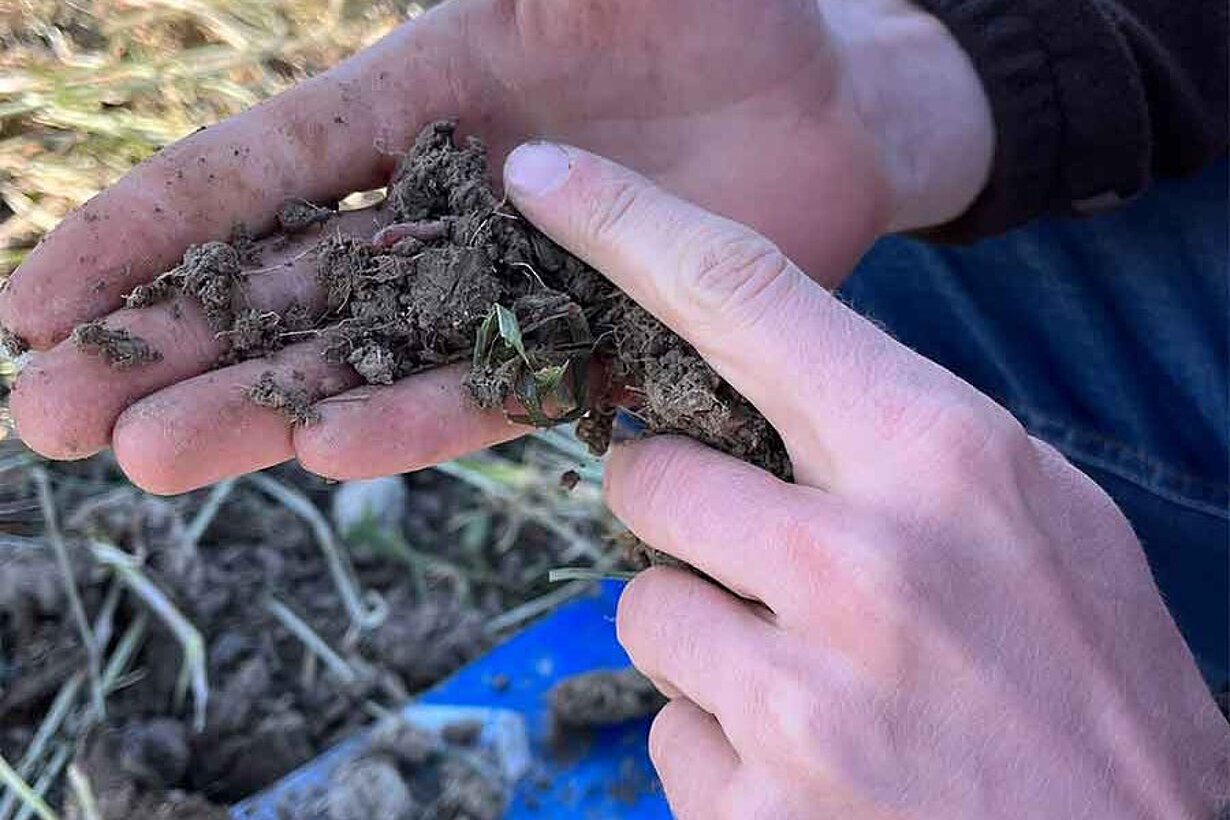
{"left": 840, "top": 160, "right": 1229, "bottom": 695}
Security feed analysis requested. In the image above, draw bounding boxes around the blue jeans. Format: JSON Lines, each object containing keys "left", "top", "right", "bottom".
{"left": 840, "top": 160, "right": 1229, "bottom": 694}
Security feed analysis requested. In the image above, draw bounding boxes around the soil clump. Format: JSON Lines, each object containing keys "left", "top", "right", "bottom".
{"left": 71, "top": 321, "right": 162, "bottom": 369}
{"left": 114, "top": 121, "right": 789, "bottom": 478}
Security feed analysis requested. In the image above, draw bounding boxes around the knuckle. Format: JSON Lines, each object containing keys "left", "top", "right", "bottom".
{"left": 676, "top": 228, "right": 794, "bottom": 323}
{"left": 578, "top": 172, "right": 651, "bottom": 252}
{"left": 774, "top": 514, "right": 829, "bottom": 583}
{"left": 748, "top": 650, "right": 829, "bottom": 759}
{"left": 606, "top": 440, "right": 687, "bottom": 519}
{"left": 897, "top": 394, "right": 1032, "bottom": 514}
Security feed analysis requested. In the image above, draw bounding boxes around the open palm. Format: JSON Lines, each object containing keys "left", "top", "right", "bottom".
{"left": 2, "top": 0, "right": 899, "bottom": 492}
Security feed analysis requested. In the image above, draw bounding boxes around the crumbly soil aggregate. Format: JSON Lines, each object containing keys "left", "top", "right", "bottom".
{"left": 548, "top": 668, "right": 666, "bottom": 730}
{"left": 280, "top": 716, "right": 507, "bottom": 820}
{"left": 277, "top": 199, "right": 335, "bottom": 234}
{"left": 71, "top": 320, "right": 162, "bottom": 369}
{"left": 245, "top": 371, "right": 322, "bottom": 425}
{"left": 0, "top": 325, "right": 28, "bottom": 357}
{"left": 113, "top": 120, "right": 790, "bottom": 478}
{"left": 1, "top": 454, "right": 599, "bottom": 819}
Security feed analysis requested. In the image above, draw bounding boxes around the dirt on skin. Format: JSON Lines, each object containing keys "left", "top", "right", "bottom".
{"left": 115, "top": 120, "right": 789, "bottom": 477}
{"left": 1, "top": 324, "right": 28, "bottom": 357}
{"left": 548, "top": 668, "right": 666, "bottom": 730}
{"left": 71, "top": 320, "right": 162, "bottom": 369}
{"left": 245, "top": 370, "right": 321, "bottom": 425}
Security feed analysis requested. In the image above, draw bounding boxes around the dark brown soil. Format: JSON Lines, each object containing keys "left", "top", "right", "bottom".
{"left": 67, "top": 726, "right": 230, "bottom": 820}
{"left": 280, "top": 716, "right": 506, "bottom": 820}
{"left": 548, "top": 668, "right": 666, "bottom": 730}
{"left": 0, "top": 324, "right": 28, "bottom": 357}
{"left": 71, "top": 320, "right": 162, "bottom": 369}
{"left": 245, "top": 371, "right": 321, "bottom": 425}
{"left": 111, "top": 120, "right": 789, "bottom": 478}
{"left": 0, "top": 446, "right": 613, "bottom": 818}
{"left": 276, "top": 199, "right": 334, "bottom": 234}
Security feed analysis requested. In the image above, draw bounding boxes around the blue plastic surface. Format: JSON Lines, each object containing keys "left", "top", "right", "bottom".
{"left": 233, "top": 581, "right": 670, "bottom": 818}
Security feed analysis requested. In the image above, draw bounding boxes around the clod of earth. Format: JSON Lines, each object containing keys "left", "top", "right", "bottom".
{"left": 245, "top": 371, "right": 321, "bottom": 425}
{"left": 71, "top": 320, "right": 162, "bottom": 369}
{"left": 548, "top": 668, "right": 666, "bottom": 730}
{"left": 294, "top": 717, "right": 507, "bottom": 820}
{"left": 277, "top": 198, "right": 335, "bottom": 234}
{"left": 1, "top": 324, "right": 29, "bottom": 357}
{"left": 97, "top": 120, "right": 791, "bottom": 477}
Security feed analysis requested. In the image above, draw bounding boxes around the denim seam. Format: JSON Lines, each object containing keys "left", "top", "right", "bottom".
{"left": 1007, "top": 403, "right": 1230, "bottom": 520}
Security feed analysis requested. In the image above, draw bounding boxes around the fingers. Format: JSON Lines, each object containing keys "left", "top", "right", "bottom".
{"left": 10, "top": 208, "right": 381, "bottom": 461}
{"left": 112, "top": 342, "right": 359, "bottom": 495}
{"left": 10, "top": 297, "right": 220, "bottom": 461}
{"left": 616, "top": 566, "right": 776, "bottom": 746}
{"left": 649, "top": 699, "right": 739, "bottom": 820}
{"left": 0, "top": 3, "right": 483, "bottom": 348}
{"left": 292, "top": 365, "right": 530, "bottom": 481}
{"left": 503, "top": 143, "right": 962, "bottom": 487}
{"left": 605, "top": 436, "right": 843, "bottom": 616}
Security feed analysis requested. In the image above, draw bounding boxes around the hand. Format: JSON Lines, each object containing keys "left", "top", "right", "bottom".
{"left": 501, "top": 143, "right": 1230, "bottom": 818}
{"left": 2, "top": 0, "right": 991, "bottom": 492}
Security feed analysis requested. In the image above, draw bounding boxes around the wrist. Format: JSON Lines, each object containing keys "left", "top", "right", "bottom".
{"left": 824, "top": 0, "right": 994, "bottom": 232}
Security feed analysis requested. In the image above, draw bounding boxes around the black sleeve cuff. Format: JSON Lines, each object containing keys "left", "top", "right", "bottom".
{"left": 912, "top": 0, "right": 1152, "bottom": 242}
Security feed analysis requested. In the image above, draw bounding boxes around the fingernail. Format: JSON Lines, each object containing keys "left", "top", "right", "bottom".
{"left": 505, "top": 142, "right": 573, "bottom": 198}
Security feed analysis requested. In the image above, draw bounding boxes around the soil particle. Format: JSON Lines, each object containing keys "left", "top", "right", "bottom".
{"left": 0, "top": 324, "right": 28, "bottom": 357}
{"left": 194, "top": 708, "right": 315, "bottom": 797}
{"left": 0, "top": 541, "right": 86, "bottom": 636}
{"left": 68, "top": 727, "right": 230, "bottom": 820}
{"left": 177, "top": 241, "right": 245, "bottom": 329}
{"left": 361, "top": 592, "right": 486, "bottom": 690}
{"left": 441, "top": 719, "right": 483, "bottom": 747}
{"left": 118, "top": 718, "right": 190, "bottom": 789}
{"left": 71, "top": 320, "right": 162, "bottom": 369}
{"left": 549, "top": 668, "right": 666, "bottom": 730}
{"left": 367, "top": 718, "right": 435, "bottom": 766}
{"left": 246, "top": 371, "right": 321, "bottom": 425}
{"left": 125, "top": 240, "right": 245, "bottom": 335}
{"left": 433, "top": 758, "right": 506, "bottom": 820}
{"left": 277, "top": 199, "right": 335, "bottom": 234}
{"left": 326, "top": 757, "right": 417, "bottom": 820}
{"left": 218, "top": 309, "right": 270, "bottom": 362}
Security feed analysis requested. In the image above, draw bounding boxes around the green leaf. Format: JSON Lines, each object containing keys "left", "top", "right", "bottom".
{"left": 494, "top": 304, "right": 530, "bottom": 364}
{"left": 533, "top": 364, "right": 567, "bottom": 393}
{"left": 473, "top": 309, "right": 499, "bottom": 368}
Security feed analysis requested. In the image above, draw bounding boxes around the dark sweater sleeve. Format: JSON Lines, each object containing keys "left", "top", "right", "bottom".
{"left": 913, "top": 0, "right": 1228, "bottom": 242}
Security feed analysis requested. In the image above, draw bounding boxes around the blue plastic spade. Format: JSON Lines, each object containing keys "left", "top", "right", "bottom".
{"left": 233, "top": 581, "right": 670, "bottom": 818}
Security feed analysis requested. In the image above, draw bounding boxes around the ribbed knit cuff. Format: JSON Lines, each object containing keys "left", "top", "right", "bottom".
{"left": 913, "top": 0, "right": 1151, "bottom": 242}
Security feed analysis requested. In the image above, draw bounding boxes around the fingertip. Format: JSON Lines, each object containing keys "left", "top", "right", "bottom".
{"left": 111, "top": 396, "right": 191, "bottom": 496}
{"left": 503, "top": 141, "right": 575, "bottom": 201}
{"left": 614, "top": 564, "right": 685, "bottom": 659}
{"left": 9, "top": 362, "right": 106, "bottom": 461}
{"left": 291, "top": 405, "right": 363, "bottom": 481}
